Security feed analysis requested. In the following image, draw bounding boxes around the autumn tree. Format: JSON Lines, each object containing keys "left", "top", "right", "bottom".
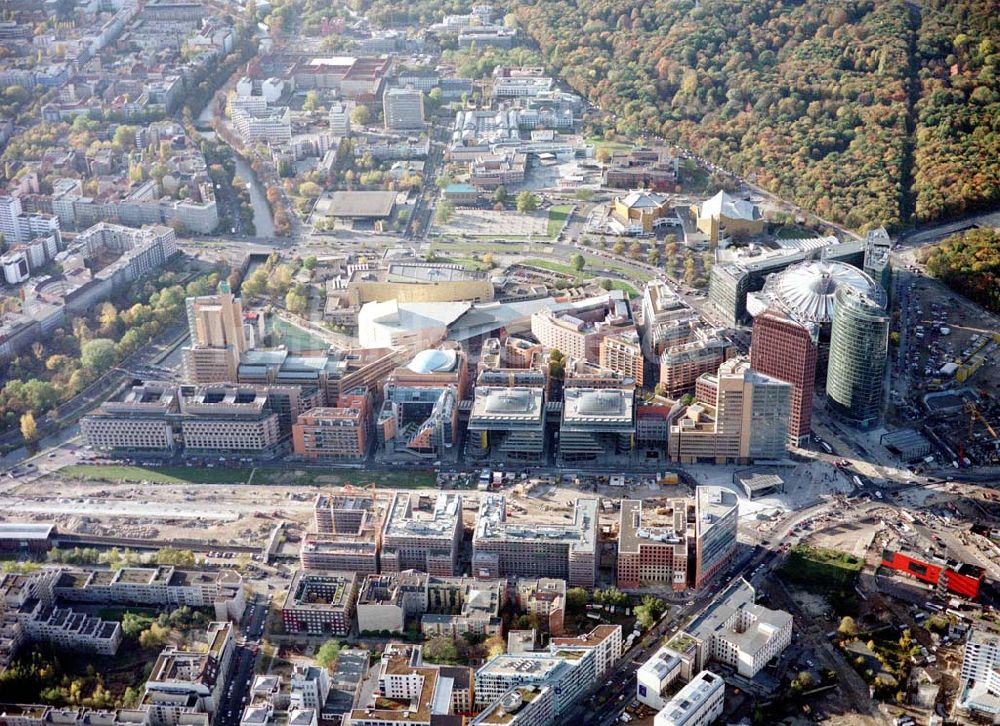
{"left": 317, "top": 640, "right": 342, "bottom": 668}
{"left": 515, "top": 191, "right": 538, "bottom": 213}
{"left": 423, "top": 636, "right": 460, "bottom": 664}
{"left": 20, "top": 411, "right": 37, "bottom": 442}
{"left": 350, "top": 105, "right": 371, "bottom": 127}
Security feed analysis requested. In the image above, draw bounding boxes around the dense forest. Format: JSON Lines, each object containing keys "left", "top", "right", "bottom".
{"left": 912, "top": 1, "right": 1000, "bottom": 222}
{"left": 354, "top": 0, "right": 999, "bottom": 231}
{"left": 922, "top": 228, "right": 1000, "bottom": 313}
{"left": 511, "top": 0, "right": 913, "bottom": 230}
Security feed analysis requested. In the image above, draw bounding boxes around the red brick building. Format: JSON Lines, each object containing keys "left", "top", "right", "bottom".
{"left": 750, "top": 309, "right": 817, "bottom": 446}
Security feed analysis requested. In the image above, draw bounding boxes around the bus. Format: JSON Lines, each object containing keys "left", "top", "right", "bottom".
{"left": 924, "top": 602, "right": 943, "bottom": 612}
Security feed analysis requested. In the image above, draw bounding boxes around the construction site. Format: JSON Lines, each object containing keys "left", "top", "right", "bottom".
{"left": 893, "top": 270, "right": 1000, "bottom": 474}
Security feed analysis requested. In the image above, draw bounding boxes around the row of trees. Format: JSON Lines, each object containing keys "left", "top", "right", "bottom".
{"left": 47, "top": 546, "right": 199, "bottom": 568}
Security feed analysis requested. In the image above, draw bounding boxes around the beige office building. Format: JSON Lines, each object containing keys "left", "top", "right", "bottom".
{"left": 183, "top": 283, "right": 248, "bottom": 384}
{"left": 668, "top": 358, "right": 790, "bottom": 464}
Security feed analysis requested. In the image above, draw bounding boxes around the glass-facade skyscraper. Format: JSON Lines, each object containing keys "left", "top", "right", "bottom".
{"left": 826, "top": 285, "right": 889, "bottom": 429}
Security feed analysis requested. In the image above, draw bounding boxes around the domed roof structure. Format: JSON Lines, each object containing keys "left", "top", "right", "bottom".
{"left": 484, "top": 389, "right": 535, "bottom": 414}
{"left": 406, "top": 348, "right": 458, "bottom": 374}
{"left": 755, "top": 260, "right": 884, "bottom": 324}
{"left": 576, "top": 390, "right": 625, "bottom": 415}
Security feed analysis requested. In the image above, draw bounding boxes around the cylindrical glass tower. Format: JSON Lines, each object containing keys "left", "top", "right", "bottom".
{"left": 826, "top": 285, "right": 889, "bottom": 429}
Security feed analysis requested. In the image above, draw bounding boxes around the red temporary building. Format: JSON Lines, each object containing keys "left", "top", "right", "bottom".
{"left": 881, "top": 549, "right": 984, "bottom": 599}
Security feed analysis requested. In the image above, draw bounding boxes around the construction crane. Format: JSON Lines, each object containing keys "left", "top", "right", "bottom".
{"left": 964, "top": 401, "right": 1000, "bottom": 465}
{"left": 966, "top": 401, "right": 999, "bottom": 441}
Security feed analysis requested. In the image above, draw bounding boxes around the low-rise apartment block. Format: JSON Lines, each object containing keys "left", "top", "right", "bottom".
{"left": 348, "top": 643, "right": 469, "bottom": 726}
{"left": 292, "top": 390, "right": 374, "bottom": 461}
{"left": 232, "top": 105, "right": 292, "bottom": 145}
{"left": 144, "top": 621, "right": 235, "bottom": 725}
{"left": 513, "top": 578, "right": 566, "bottom": 635}
{"left": 355, "top": 570, "right": 504, "bottom": 639}
{"left": 549, "top": 624, "right": 623, "bottom": 680}
{"left": 52, "top": 565, "right": 246, "bottom": 621}
{"left": 473, "top": 494, "right": 598, "bottom": 588}
{"left": 356, "top": 571, "right": 429, "bottom": 634}
{"left": 421, "top": 576, "right": 503, "bottom": 639}
{"left": 1, "top": 572, "right": 122, "bottom": 658}
{"left": 282, "top": 570, "right": 359, "bottom": 636}
{"left": 652, "top": 670, "right": 724, "bottom": 726}
{"left": 469, "top": 685, "right": 554, "bottom": 726}
{"left": 475, "top": 648, "right": 596, "bottom": 717}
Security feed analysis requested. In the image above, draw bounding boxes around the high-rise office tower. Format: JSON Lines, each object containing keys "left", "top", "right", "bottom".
{"left": 182, "top": 282, "right": 248, "bottom": 384}
{"left": 750, "top": 309, "right": 818, "bottom": 446}
{"left": 0, "top": 196, "right": 23, "bottom": 244}
{"left": 826, "top": 285, "right": 889, "bottom": 429}
{"left": 383, "top": 87, "right": 425, "bottom": 130}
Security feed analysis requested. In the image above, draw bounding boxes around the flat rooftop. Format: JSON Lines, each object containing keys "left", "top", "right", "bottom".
{"left": 474, "top": 494, "right": 597, "bottom": 555}
{"left": 316, "top": 191, "right": 397, "bottom": 219}
{"left": 383, "top": 492, "right": 462, "bottom": 541}
{"left": 0, "top": 523, "right": 55, "bottom": 539}
{"left": 473, "top": 685, "right": 548, "bottom": 724}
{"left": 285, "top": 570, "right": 357, "bottom": 610}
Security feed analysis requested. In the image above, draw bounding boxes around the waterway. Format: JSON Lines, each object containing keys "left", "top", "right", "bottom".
{"left": 266, "top": 316, "right": 331, "bottom": 354}
{"left": 195, "top": 99, "right": 274, "bottom": 238}
{"left": 235, "top": 155, "right": 275, "bottom": 238}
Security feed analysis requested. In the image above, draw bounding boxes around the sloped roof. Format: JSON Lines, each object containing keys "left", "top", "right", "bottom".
{"left": 700, "top": 190, "right": 761, "bottom": 221}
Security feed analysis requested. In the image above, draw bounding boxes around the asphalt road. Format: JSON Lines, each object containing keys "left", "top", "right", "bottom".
{"left": 218, "top": 644, "right": 259, "bottom": 726}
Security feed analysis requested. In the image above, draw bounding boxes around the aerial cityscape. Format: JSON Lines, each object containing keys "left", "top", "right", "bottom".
{"left": 0, "top": 0, "right": 998, "bottom": 725}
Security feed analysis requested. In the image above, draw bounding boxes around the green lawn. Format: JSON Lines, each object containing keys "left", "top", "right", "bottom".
{"left": 520, "top": 258, "right": 640, "bottom": 298}
{"left": 58, "top": 464, "right": 438, "bottom": 489}
{"left": 583, "top": 255, "right": 654, "bottom": 283}
{"left": 604, "top": 280, "right": 639, "bottom": 297}
{"left": 433, "top": 255, "right": 491, "bottom": 271}
{"left": 776, "top": 224, "right": 816, "bottom": 239}
{"left": 521, "top": 258, "right": 582, "bottom": 277}
{"left": 547, "top": 205, "right": 573, "bottom": 237}
{"left": 780, "top": 544, "right": 864, "bottom": 590}
{"left": 252, "top": 468, "right": 437, "bottom": 489}
{"left": 586, "top": 137, "right": 631, "bottom": 152}
{"left": 58, "top": 464, "right": 250, "bottom": 484}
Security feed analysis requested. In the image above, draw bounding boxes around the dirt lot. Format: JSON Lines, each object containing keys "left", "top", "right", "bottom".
{"left": 803, "top": 518, "right": 881, "bottom": 559}
{"left": 0, "top": 477, "right": 322, "bottom": 546}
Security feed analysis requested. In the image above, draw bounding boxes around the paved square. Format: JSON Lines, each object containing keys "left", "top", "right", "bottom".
{"left": 436, "top": 208, "right": 549, "bottom": 237}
